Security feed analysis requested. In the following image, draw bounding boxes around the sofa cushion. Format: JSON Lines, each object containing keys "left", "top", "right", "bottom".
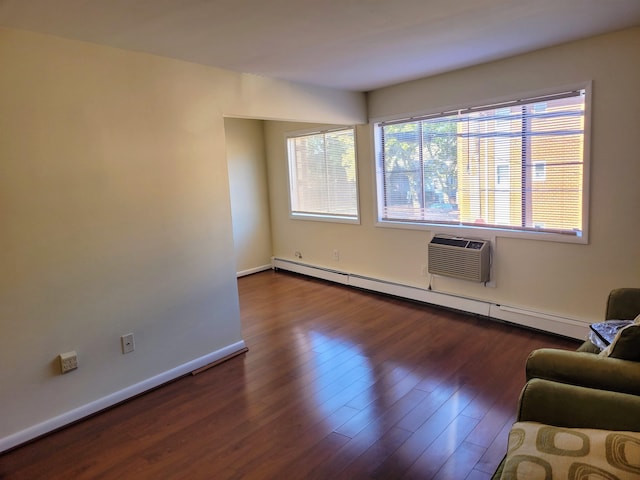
{"left": 501, "top": 421, "right": 640, "bottom": 479}
{"left": 576, "top": 340, "right": 600, "bottom": 354}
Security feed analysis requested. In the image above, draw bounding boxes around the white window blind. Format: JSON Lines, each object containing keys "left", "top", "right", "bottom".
{"left": 376, "top": 89, "right": 586, "bottom": 237}
{"left": 287, "top": 128, "right": 358, "bottom": 221}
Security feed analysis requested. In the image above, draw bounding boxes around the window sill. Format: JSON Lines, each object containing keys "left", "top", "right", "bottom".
{"left": 374, "top": 219, "right": 588, "bottom": 244}
{"left": 290, "top": 213, "right": 360, "bottom": 225}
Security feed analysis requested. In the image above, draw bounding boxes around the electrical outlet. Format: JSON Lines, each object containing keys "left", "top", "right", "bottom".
{"left": 332, "top": 249, "right": 340, "bottom": 261}
{"left": 121, "top": 333, "right": 135, "bottom": 354}
{"left": 59, "top": 351, "right": 78, "bottom": 374}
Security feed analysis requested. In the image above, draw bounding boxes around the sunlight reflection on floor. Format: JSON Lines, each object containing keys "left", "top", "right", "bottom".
{"left": 302, "top": 330, "right": 374, "bottom": 414}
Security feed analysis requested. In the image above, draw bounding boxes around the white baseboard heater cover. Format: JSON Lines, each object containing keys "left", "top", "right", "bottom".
{"left": 428, "top": 235, "right": 490, "bottom": 283}
{"left": 271, "top": 257, "right": 588, "bottom": 340}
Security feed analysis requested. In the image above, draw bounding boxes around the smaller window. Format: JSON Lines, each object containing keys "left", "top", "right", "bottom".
{"left": 287, "top": 127, "right": 359, "bottom": 223}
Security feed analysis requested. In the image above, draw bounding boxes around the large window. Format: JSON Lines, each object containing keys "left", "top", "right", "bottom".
{"left": 375, "top": 87, "right": 588, "bottom": 241}
{"left": 287, "top": 127, "right": 359, "bottom": 223}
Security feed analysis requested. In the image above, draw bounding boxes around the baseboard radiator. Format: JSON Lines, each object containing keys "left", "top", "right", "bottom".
{"left": 271, "top": 257, "right": 588, "bottom": 340}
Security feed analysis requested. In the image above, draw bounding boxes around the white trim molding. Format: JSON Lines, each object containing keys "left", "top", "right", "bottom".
{"left": 0, "top": 340, "right": 247, "bottom": 453}
{"left": 237, "top": 264, "right": 273, "bottom": 277}
{"left": 272, "top": 257, "right": 589, "bottom": 340}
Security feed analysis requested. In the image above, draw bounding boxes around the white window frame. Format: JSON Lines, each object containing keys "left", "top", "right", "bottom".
{"left": 372, "top": 83, "right": 591, "bottom": 244}
{"left": 286, "top": 126, "right": 360, "bottom": 224}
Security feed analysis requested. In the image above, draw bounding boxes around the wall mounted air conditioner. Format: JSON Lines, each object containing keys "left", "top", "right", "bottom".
{"left": 428, "top": 235, "right": 490, "bottom": 283}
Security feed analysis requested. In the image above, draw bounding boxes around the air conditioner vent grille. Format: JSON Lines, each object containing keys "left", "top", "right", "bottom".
{"left": 428, "top": 235, "right": 490, "bottom": 282}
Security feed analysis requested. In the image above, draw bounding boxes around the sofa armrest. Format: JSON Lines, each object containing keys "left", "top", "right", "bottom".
{"left": 526, "top": 348, "right": 640, "bottom": 396}
{"left": 491, "top": 379, "right": 640, "bottom": 479}
{"left": 518, "top": 378, "right": 640, "bottom": 431}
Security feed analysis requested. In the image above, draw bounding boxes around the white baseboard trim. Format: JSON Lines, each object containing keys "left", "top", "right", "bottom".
{"left": 272, "top": 258, "right": 589, "bottom": 341}
{"left": 271, "top": 258, "right": 349, "bottom": 284}
{"left": 0, "top": 340, "right": 247, "bottom": 453}
{"left": 489, "top": 305, "right": 588, "bottom": 340}
{"left": 237, "top": 264, "right": 272, "bottom": 277}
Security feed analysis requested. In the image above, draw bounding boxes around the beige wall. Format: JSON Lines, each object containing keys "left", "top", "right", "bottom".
{"left": 225, "top": 118, "right": 273, "bottom": 274}
{"left": 0, "top": 28, "right": 365, "bottom": 447}
{"left": 267, "top": 27, "right": 640, "bottom": 323}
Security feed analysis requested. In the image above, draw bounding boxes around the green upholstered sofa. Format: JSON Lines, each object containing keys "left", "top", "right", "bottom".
{"left": 525, "top": 288, "right": 640, "bottom": 396}
{"left": 491, "top": 378, "right": 640, "bottom": 479}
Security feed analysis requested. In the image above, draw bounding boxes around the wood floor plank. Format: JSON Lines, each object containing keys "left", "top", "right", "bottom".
{"left": 433, "top": 441, "right": 487, "bottom": 480}
{"left": 465, "top": 469, "right": 493, "bottom": 480}
{"left": 370, "top": 386, "right": 476, "bottom": 478}
{"left": 0, "top": 270, "right": 580, "bottom": 479}
{"left": 472, "top": 417, "right": 514, "bottom": 474}
{"left": 333, "top": 426, "right": 415, "bottom": 480}
{"left": 402, "top": 414, "right": 481, "bottom": 479}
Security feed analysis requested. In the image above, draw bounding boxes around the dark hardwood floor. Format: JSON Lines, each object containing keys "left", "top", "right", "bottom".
{"left": 0, "top": 270, "right": 579, "bottom": 479}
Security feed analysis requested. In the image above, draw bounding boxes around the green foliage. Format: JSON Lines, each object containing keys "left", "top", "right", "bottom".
{"left": 302, "top": 131, "right": 355, "bottom": 181}
{"left": 382, "top": 118, "right": 458, "bottom": 209}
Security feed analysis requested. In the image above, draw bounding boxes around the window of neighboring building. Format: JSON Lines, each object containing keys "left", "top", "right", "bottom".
{"left": 533, "top": 161, "right": 547, "bottom": 181}
{"left": 374, "top": 86, "right": 588, "bottom": 241}
{"left": 287, "top": 127, "right": 359, "bottom": 223}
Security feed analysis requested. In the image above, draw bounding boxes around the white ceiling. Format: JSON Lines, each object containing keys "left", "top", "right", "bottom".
{"left": 1, "top": 0, "right": 640, "bottom": 92}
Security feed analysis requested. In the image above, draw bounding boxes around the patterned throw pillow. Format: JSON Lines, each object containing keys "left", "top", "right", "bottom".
{"left": 501, "top": 422, "right": 640, "bottom": 479}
